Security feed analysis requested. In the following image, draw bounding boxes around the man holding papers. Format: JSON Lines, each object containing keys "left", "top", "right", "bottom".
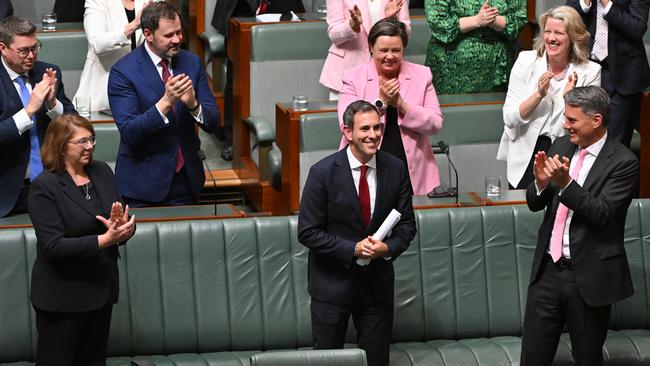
{"left": 298, "top": 100, "right": 416, "bottom": 366}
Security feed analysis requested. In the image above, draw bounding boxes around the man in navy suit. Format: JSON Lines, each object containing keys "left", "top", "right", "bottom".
{"left": 298, "top": 100, "right": 416, "bottom": 366}
{"left": 520, "top": 86, "right": 639, "bottom": 366}
{"left": 0, "top": 0, "right": 12, "bottom": 19}
{"left": 0, "top": 16, "right": 75, "bottom": 217}
{"left": 567, "top": 0, "right": 650, "bottom": 147}
{"left": 108, "top": 1, "right": 219, "bottom": 207}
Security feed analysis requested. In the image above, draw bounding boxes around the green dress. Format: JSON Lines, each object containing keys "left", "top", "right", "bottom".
{"left": 425, "top": 0, "right": 527, "bottom": 94}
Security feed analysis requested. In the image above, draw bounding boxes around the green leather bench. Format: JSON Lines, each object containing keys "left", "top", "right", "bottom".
{"left": 2, "top": 201, "right": 649, "bottom": 365}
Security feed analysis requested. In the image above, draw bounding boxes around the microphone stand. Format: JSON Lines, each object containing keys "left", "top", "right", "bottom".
{"left": 427, "top": 140, "right": 459, "bottom": 204}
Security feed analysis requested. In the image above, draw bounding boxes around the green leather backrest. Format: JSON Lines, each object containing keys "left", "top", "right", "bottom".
{"left": 93, "top": 124, "right": 120, "bottom": 163}
{"left": 2, "top": 202, "right": 649, "bottom": 362}
{"left": 298, "top": 102, "right": 506, "bottom": 153}
{"left": 37, "top": 31, "right": 87, "bottom": 70}
{"left": 250, "top": 18, "right": 430, "bottom": 62}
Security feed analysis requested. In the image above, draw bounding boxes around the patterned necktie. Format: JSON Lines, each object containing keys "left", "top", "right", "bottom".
{"left": 592, "top": 1, "right": 608, "bottom": 61}
{"left": 15, "top": 75, "right": 43, "bottom": 181}
{"left": 549, "top": 148, "right": 589, "bottom": 262}
{"left": 359, "top": 164, "right": 370, "bottom": 227}
{"left": 159, "top": 59, "right": 185, "bottom": 173}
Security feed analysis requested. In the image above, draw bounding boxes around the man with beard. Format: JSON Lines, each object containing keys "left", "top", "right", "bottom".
{"left": 108, "top": 1, "right": 219, "bottom": 207}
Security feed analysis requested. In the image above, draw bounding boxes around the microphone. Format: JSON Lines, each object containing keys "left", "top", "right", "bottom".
{"left": 428, "top": 140, "right": 459, "bottom": 203}
{"left": 198, "top": 150, "right": 218, "bottom": 216}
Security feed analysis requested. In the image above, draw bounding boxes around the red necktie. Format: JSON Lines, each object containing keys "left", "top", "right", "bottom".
{"left": 259, "top": 0, "right": 269, "bottom": 14}
{"left": 549, "top": 148, "right": 589, "bottom": 262}
{"left": 159, "top": 59, "right": 185, "bottom": 173}
{"left": 359, "top": 164, "right": 370, "bottom": 227}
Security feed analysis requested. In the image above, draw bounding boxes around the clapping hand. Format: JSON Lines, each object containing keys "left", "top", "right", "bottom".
{"left": 379, "top": 76, "right": 400, "bottom": 106}
{"left": 44, "top": 68, "right": 58, "bottom": 109}
{"left": 96, "top": 202, "right": 135, "bottom": 249}
{"left": 563, "top": 71, "right": 578, "bottom": 96}
{"left": 537, "top": 71, "right": 553, "bottom": 97}
{"left": 533, "top": 152, "right": 571, "bottom": 190}
{"left": 384, "top": 0, "right": 404, "bottom": 18}
{"left": 476, "top": 0, "right": 499, "bottom": 27}
{"left": 349, "top": 5, "right": 362, "bottom": 33}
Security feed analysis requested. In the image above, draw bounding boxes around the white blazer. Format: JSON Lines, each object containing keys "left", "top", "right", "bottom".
{"left": 497, "top": 50, "right": 601, "bottom": 188}
{"left": 74, "top": 0, "right": 145, "bottom": 112}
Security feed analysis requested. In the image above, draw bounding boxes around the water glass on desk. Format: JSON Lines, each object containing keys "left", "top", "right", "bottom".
{"left": 41, "top": 13, "right": 57, "bottom": 31}
{"left": 485, "top": 176, "right": 502, "bottom": 197}
{"left": 293, "top": 95, "right": 308, "bottom": 111}
{"left": 75, "top": 96, "right": 91, "bottom": 118}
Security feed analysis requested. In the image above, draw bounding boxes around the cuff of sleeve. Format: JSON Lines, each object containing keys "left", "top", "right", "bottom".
{"left": 14, "top": 109, "right": 32, "bottom": 134}
{"left": 46, "top": 100, "right": 64, "bottom": 118}
{"left": 156, "top": 105, "right": 170, "bottom": 124}
{"left": 580, "top": 0, "right": 591, "bottom": 12}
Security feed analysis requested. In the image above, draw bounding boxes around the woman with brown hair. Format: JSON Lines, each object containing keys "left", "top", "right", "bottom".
{"left": 28, "top": 114, "right": 135, "bottom": 365}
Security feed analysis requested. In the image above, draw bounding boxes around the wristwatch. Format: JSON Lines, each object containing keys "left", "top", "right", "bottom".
{"left": 374, "top": 98, "right": 387, "bottom": 110}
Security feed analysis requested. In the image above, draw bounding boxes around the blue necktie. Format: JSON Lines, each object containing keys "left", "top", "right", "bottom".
{"left": 15, "top": 75, "right": 43, "bottom": 181}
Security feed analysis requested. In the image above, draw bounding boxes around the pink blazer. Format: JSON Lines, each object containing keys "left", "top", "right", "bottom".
{"left": 319, "top": 0, "right": 411, "bottom": 92}
{"left": 338, "top": 60, "right": 443, "bottom": 195}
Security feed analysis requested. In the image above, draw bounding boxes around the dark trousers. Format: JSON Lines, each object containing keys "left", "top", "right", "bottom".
{"left": 124, "top": 167, "right": 197, "bottom": 207}
{"left": 520, "top": 256, "right": 611, "bottom": 366}
{"left": 35, "top": 304, "right": 113, "bottom": 366}
{"left": 311, "top": 279, "right": 393, "bottom": 366}
{"left": 601, "top": 68, "right": 642, "bottom": 148}
{"left": 8, "top": 183, "right": 30, "bottom": 216}
{"left": 511, "top": 135, "right": 552, "bottom": 190}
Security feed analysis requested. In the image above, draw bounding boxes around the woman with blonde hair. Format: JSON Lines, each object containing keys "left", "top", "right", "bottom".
{"left": 497, "top": 5, "right": 601, "bottom": 189}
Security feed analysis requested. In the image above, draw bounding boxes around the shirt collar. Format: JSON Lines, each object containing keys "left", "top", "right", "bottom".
{"left": 346, "top": 146, "right": 377, "bottom": 170}
{"left": 582, "top": 132, "right": 607, "bottom": 158}
{"left": 144, "top": 41, "right": 170, "bottom": 69}
{"left": 2, "top": 56, "right": 24, "bottom": 81}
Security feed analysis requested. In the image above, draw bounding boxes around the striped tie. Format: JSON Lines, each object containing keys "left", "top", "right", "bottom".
{"left": 592, "top": 2, "right": 608, "bottom": 61}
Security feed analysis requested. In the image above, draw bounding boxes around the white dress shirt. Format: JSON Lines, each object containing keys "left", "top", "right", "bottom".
{"left": 560, "top": 133, "right": 607, "bottom": 258}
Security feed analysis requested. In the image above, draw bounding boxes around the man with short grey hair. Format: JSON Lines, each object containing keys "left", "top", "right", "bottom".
{"left": 0, "top": 15, "right": 75, "bottom": 217}
{"left": 520, "top": 85, "right": 639, "bottom": 366}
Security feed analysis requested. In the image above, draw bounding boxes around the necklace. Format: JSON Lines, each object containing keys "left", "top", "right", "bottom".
{"left": 547, "top": 62, "right": 570, "bottom": 81}
{"left": 82, "top": 182, "right": 90, "bottom": 200}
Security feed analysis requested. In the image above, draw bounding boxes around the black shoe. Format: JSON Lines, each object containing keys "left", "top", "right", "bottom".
{"left": 221, "top": 146, "right": 233, "bottom": 161}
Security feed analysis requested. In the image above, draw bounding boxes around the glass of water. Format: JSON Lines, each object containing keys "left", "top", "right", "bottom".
{"left": 41, "top": 12, "right": 57, "bottom": 31}
{"left": 75, "top": 96, "right": 91, "bottom": 119}
{"left": 293, "top": 95, "right": 308, "bottom": 111}
{"left": 485, "top": 176, "right": 501, "bottom": 197}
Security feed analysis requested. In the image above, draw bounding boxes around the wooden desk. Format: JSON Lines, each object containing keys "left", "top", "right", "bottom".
{"left": 478, "top": 189, "right": 527, "bottom": 206}
{"left": 412, "top": 192, "right": 484, "bottom": 209}
{"left": 276, "top": 101, "right": 337, "bottom": 214}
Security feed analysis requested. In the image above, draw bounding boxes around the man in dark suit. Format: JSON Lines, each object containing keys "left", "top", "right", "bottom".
{"left": 0, "top": 16, "right": 75, "bottom": 217}
{"left": 520, "top": 86, "right": 639, "bottom": 366}
{"left": 298, "top": 100, "right": 416, "bottom": 366}
{"left": 567, "top": 0, "right": 650, "bottom": 147}
{"left": 108, "top": 1, "right": 219, "bottom": 207}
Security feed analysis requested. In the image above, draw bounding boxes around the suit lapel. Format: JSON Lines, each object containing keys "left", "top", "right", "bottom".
{"left": 582, "top": 136, "right": 614, "bottom": 192}
{"left": 398, "top": 64, "right": 411, "bottom": 103}
{"left": 0, "top": 62, "right": 23, "bottom": 113}
{"left": 334, "top": 149, "right": 365, "bottom": 229}
{"left": 57, "top": 171, "right": 98, "bottom": 218}
{"left": 137, "top": 46, "right": 166, "bottom": 106}
{"left": 88, "top": 163, "right": 113, "bottom": 217}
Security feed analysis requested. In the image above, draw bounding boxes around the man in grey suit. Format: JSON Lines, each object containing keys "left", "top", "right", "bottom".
{"left": 520, "top": 85, "right": 639, "bottom": 366}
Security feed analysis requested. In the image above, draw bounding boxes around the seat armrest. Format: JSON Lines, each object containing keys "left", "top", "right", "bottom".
{"left": 267, "top": 147, "right": 282, "bottom": 189}
{"left": 250, "top": 349, "right": 367, "bottom": 366}
{"left": 199, "top": 29, "right": 226, "bottom": 57}
{"left": 244, "top": 116, "right": 275, "bottom": 143}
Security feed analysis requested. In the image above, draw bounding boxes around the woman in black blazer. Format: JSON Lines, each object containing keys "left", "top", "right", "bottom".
{"left": 28, "top": 114, "right": 135, "bottom": 365}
